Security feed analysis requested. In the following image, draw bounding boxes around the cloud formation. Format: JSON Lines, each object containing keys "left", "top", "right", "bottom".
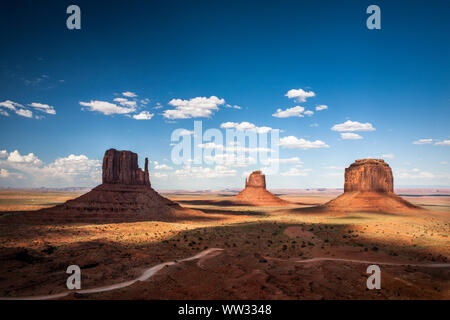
{"left": 0, "top": 100, "right": 56, "bottom": 119}
{"left": 28, "top": 103, "right": 56, "bottom": 115}
{"left": 80, "top": 100, "right": 136, "bottom": 115}
{"left": 331, "top": 120, "right": 376, "bottom": 132}
{"left": 272, "top": 106, "right": 305, "bottom": 118}
{"left": 285, "top": 88, "right": 315, "bottom": 102}
{"left": 122, "top": 91, "right": 137, "bottom": 98}
{"left": 435, "top": 140, "right": 450, "bottom": 146}
{"left": 133, "top": 111, "right": 154, "bottom": 120}
{"left": 413, "top": 138, "right": 433, "bottom": 145}
{"left": 0, "top": 149, "right": 101, "bottom": 187}
{"left": 280, "top": 136, "right": 329, "bottom": 149}
{"left": 340, "top": 132, "right": 363, "bottom": 140}
{"left": 163, "top": 96, "right": 225, "bottom": 119}
{"left": 220, "top": 121, "right": 274, "bottom": 134}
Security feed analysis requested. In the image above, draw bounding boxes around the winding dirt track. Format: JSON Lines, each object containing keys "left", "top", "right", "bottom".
{"left": 1, "top": 248, "right": 224, "bottom": 300}
{"left": 293, "top": 257, "right": 450, "bottom": 268}
{"left": 2, "top": 248, "right": 449, "bottom": 300}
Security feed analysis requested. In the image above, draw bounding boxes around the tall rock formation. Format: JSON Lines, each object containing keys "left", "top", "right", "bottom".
{"left": 344, "top": 159, "right": 393, "bottom": 193}
{"left": 234, "top": 170, "right": 289, "bottom": 206}
{"left": 321, "top": 159, "right": 419, "bottom": 213}
{"left": 102, "top": 149, "right": 150, "bottom": 186}
{"left": 39, "top": 149, "right": 202, "bottom": 222}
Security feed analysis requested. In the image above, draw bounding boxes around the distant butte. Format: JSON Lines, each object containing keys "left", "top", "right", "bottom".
{"left": 321, "top": 159, "right": 420, "bottom": 213}
{"left": 233, "top": 170, "right": 289, "bottom": 206}
{"left": 39, "top": 149, "right": 204, "bottom": 222}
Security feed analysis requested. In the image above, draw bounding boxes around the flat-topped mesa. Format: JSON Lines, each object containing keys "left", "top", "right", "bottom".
{"left": 245, "top": 170, "right": 266, "bottom": 189}
{"left": 316, "top": 158, "right": 420, "bottom": 213}
{"left": 344, "top": 159, "right": 393, "bottom": 193}
{"left": 102, "top": 149, "right": 150, "bottom": 186}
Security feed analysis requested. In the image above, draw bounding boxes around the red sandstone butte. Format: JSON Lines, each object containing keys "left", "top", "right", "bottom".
{"left": 102, "top": 149, "right": 150, "bottom": 186}
{"left": 39, "top": 149, "right": 203, "bottom": 223}
{"left": 234, "top": 170, "right": 289, "bottom": 206}
{"left": 323, "top": 159, "right": 420, "bottom": 213}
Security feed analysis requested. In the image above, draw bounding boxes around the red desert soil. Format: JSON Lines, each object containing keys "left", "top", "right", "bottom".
{"left": 0, "top": 192, "right": 448, "bottom": 300}
{"left": 0, "top": 158, "right": 448, "bottom": 300}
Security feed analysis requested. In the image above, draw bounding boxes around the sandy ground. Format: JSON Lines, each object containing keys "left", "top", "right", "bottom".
{"left": 0, "top": 191, "right": 448, "bottom": 300}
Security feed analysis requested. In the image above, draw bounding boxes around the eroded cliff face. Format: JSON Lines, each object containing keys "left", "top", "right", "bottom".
{"left": 245, "top": 170, "right": 266, "bottom": 189}
{"left": 344, "top": 159, "right": 393, "bottom": 193}
{"left": 102, "top": 149, "right": 150, "bottom": 186}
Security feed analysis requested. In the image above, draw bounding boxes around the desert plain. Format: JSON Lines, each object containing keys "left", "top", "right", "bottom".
{"left": 0, "top": 188, "right": 448, "bottom": 300}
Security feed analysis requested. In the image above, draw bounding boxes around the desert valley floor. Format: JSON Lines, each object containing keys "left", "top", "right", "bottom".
{"left": 0, "top": 190, "right": 449, "bottom": 300}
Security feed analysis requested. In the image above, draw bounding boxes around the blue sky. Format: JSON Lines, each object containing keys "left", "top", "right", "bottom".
{"left": 0, "top": 0, "right": 449, "bottom": 189}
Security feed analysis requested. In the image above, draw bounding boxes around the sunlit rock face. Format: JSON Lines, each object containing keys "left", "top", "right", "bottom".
{"left": 344, "top": 159, "right": 393, "bottom": 193}
{"left": 235, "top": 170, "right": 289, "bottom": 206}
{"left": 245, "top": 170, "right": 266, "bottom": 189}
{"left": 318, "top": 159, "right": 420, "bottom": 213}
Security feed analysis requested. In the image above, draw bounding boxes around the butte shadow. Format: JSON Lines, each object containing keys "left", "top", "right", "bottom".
{"left": 291, "top": 159, "right": 422, "bottom": 215}
{"left": 32, "top": 149, "right": 211, "bottom": 223}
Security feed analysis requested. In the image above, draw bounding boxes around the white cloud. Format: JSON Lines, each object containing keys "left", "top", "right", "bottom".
{"left": 153, "top": 162, "right": 173, "bottom": 170}
{"left": 198, "top": 142, "right": 225, "bottom": 150}
{"left": 80, "top": 100, "right": 136, "bottom": 115}
{"left": 198, "top": 142, "right": 272, "bottom": 153}
{"left": 441, "top": 161, "right": 448, "bottom": 165}
{"left": 0, "top": 100, "right": 23, "bottom": 111}
{"left": 280, "top": 136, "right": 329, "bottom": 149}
{"left": 174, "top": 165, "right": 236, "bottom": 178}
{"left": 304, "top": 110, "right": 314, "bottom": 116}
{"left": 0, "top": 150, "right": 101, "bottom": 187}
{"left": 28, "top": 103, "right": 56, "bottom": 115}
{"left": 15, "top": 109, "right": 33, "bottom": 118}
{"left": 113, "top": 98, "right": 137, "bottom": 108}
{"left": 220, "top": 121, "right": 274, "bottom": 134}
{"left": 395, "top": 169, "right": 435, "bottom": 179}
{"left": 178, "top": 129, "right": 194, "bottom": 136}
{"left": 285, "top": 88, "right": 315, "bottom": 102}
{"left": 272, "top": 106, "right": 305, "bottom": 118}
{"left": 163, "top": 96, "right": 225, "bottom": 119}
{"left": 315, "top": 105, "right": 328, "bottom": 111}
{"left": 340, "top": 132, "right": 363, "bottom": 140}
{"left": 133, "top": 111, "right": 154, "bottom": 120}
{"left": 0, "top": 168, "right": 10, "bottom": 178}
{"left": 435, "top": 140, "right": 450, "bottom": 146}
{"left": 381, "top": 153, "right": 395, "bottom": 159}
{"left": 225, "top": 104, "right": 241, "bottom": 109}
{"left": 1, "top": 100, "right": 55, "bottom": 118}
{"left": 122, "top": 91, "right": 137, "bottom": 98}
{"left": 323, "top": 166, "right": 345, "bottom": 170}
{"left": 204, "top": 153, "right": 256, "bottom": 167}
{"left": 331, "top": 120, "right": 375, "bottom": 132}
{"left": 310, "top": 123, "right": 319, "bottom": 127}
{"left": 7, "top": 150, "right": 42, "bottom": 165}
{"left": 413, "top": 138, "right": 433, "bottom": 145}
